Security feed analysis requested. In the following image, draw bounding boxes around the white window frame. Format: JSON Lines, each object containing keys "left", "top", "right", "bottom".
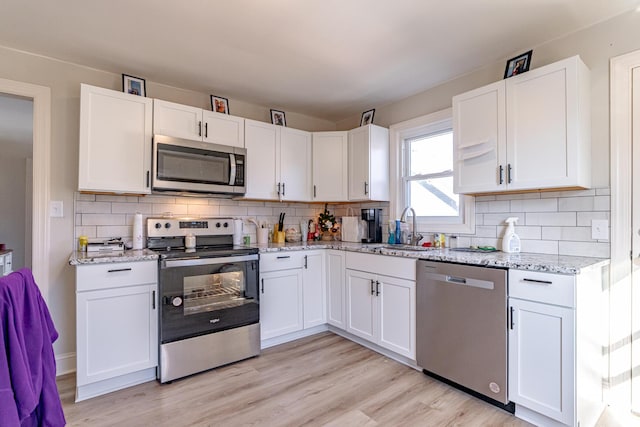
{"left": 389, "top": 108, "right": 475, "bottom": 234}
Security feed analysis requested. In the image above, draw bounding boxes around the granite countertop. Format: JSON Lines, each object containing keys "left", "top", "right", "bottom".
{"left": 0, "top": 249, "right": 12, "bottom": 256}
{"left": 68, "top": 241, "right": 609, "bottom": 274}
{"left": 252, "top": 241, "right": 609, "bottom": 274}
{"left": 69, "top": 249, "right": 159, "bottom": 266}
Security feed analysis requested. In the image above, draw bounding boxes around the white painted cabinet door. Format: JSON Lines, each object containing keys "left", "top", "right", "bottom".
{"left": 326, "top": 250, "right": 346, "bottom": 329}
{"left": 79, "top": 84, "right": 152, "bottom": 194}
{"left": 509, "top": 298, "right": 575, "bottom": 426}
{"left": 260, "top": 269, "right": 303, "bottom": 340}
{"left": 345, "top": 269, "right": 377, "bottom": 342}
{"left": 280, "top": 127, "right": 312, "bottom": 201}
{"left": 202, "top": 111, "right": 245, "bottom": 148}
{"left": 153, "top": 99, "right": 203, "bottom": 141}
{"left": 506, "top": 57, "right": 585, "bottom": 190}
{"left": 377, "top": 275, "right": 416, "bottom": 359}
{"left": 453, "top": 81, "right": 506, "bottom": 193}
{"left": 348, "top": 125, "right": 389, "bottom": 201}
{"left": 76, "top": 284, "right": 158, "bottom": 387}
{"left": 244, "top": 119, "right": 280, "bottom": 199}
{"left": 312, "top": 131, "right": 348, "bottom": 201}
{"left": 302, "top": 251, "right": 326, "bottom": 329}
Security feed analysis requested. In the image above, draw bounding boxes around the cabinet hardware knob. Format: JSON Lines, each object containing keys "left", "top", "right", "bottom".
{"left": 507, "top": 164, "right": 512, "bottom": 183}
{"left": 522, "top": 278, "right": 553, "bottom": 285}
{"left": 261, "top": 278, "right": 264, "bottom": 294}
{"left": 510, "top": 306, "right": 514, "bottom": 330}
{"left": 375, "top": 280, "right": 380, "bottom": 296}
{"left": 370, "top": 279, "right": 375, "bottom": 295}
{"left": 304, "top": 255, "right": 308, "bottom": 269}
{"left": 499, "top": 165, "right": 504, "bottom": 185}
{"left": 152, "top": 290, "right": 156, "bottom": 310}
{"left": 198, "top": 121, "right": 202, "bottom": 137}
{"left": 107, "top": 268, "right": 132, "bottom": 273}
{"left": 364, "top": 181, "right": 369, "bottom": 195}
{"left": 204, "top": 122, "right": 208, "bottom": 138}
{"left": 282, "top": 182, "right": 285, "bottom": 197}
{"left": 276, "top": 255, "right": 291, "bottom": 259}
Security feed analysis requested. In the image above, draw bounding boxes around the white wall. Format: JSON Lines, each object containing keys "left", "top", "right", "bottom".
{"left": 336, "top": 9, "right": 640, "bottom": 189}
{"left": 0, "top": 155, "right": 27, "bottom": 268}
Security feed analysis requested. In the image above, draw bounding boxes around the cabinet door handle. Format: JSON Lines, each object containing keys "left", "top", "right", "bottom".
{"left": 522, "top": 278, "right": 553, "bottom": 285}
{"left": 510, "top": 306, "right": 514, "bottom": 330}
{"left": 204, "top": 122, "right": 208, "bottom": 138}
{"left": 313, "top": 185, "right": 317, "bottom": 198}
{"left": 498, "top": 165, "right": 504, "bottom": 185}
{"left": 277, "top": 182, "right": 281, "bottom": 196}
{"left": 276, "top": 255, "right": 291, "bottom": 259}
{"left": 370, "top": 279, "right": 375, "bottom": 295}
{"left": 507, "top": 164, "right": 512, "bottom": 183}
{"left": 282, "top": 182, "right": 285, "bottom": 197}
{"left": 304, "top": 255, "right": 308, "bottom": 269}
{"left": 146, "top": 170, "right": 150, "bottom": 188}
{"left": 198, "top": 121, "right": 202, "bottom": 137}
{"left": 364, "top": 181, "right": 369, "bottom": 195}
{"left": 261, "top": 278, "right": 264, "bottom": 294}
{"left": 375, "top": 280, "right": 380, "bottom": 296}
{"left": 152, "top": 290, "right": 156, "bottom": 310}
{"left": 107, "top": 268, "right": 132, "bottom": 273}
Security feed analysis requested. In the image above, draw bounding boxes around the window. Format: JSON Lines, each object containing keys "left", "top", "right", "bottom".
{"left": 389, "top": 108, "right": 474, "bottom": 234}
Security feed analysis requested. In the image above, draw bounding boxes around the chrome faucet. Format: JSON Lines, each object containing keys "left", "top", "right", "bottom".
{"left": 400, "top": 206, "right": 423, "bottom": 245}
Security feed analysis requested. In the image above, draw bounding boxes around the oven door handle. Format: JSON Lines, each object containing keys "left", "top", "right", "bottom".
{"left": 162, "top": 254, "right": 259, "bottom": 268}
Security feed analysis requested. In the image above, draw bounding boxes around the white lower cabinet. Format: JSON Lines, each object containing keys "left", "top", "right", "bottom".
{"left": 345, "top": 252, "right": 416, "bottom": 359}
{"left": 75, "top": 260, "right": 158, "bottom": 402}
{"left": 326, "top": 250, "right": 346, "bottom": 329}
{"left": 508, "top": 268, "right": 604, "bottom": 427}
{"left": 259, "top": 251, "right": 325, "bottom": 342}
{"left": 260, "top": 268, "right": 304, "bottom": 339}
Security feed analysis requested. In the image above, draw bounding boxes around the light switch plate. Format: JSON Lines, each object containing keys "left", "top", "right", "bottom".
{"left": 50, "top": 200, "right": 63, "bottom": 218}
{"left": 591, "top": 219, "right": 608, "bottom": 240}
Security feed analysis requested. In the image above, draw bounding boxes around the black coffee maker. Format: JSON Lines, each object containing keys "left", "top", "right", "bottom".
{"left": 361, "top": 208, "right": 383, "bottom": 243}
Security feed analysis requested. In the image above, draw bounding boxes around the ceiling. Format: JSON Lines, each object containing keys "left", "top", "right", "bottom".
{"left": 0, "top": 1, "right": 639, "bottom": 122}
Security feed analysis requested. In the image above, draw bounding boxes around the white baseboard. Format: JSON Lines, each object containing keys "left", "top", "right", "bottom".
{"left": 56, "top": 352, "right": 76, "bottom": 376}
{"left": 261, "top": 325, "right": 329, "bottom": 349}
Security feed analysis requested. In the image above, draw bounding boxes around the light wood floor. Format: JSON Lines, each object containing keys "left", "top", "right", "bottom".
{"left": 57, "top": 332, "right": 533, "bottom": 426}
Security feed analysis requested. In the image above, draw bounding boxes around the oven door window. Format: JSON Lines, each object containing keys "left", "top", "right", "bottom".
{"left": 183, "top": 266, "right": 247, "bottom": 315}
{"left": 157, "top": 143, "right": 230, "bottom": 185}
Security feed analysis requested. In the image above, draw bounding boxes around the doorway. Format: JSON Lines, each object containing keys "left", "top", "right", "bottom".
{"left": 0, "top": 78, "right": 51, "bottom": 300}
{"left": 0, "top": 93, "right": 33, "bottom": 271}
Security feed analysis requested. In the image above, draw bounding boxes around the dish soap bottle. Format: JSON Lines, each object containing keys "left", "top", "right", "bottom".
{"left": 501, "top": 217, "right": 521, "bottom": 253}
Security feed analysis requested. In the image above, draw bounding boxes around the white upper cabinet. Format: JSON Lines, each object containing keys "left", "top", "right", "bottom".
{"left": 312, "top": 131, "right": 348, "bottom": 201}
{"left": 153, "top": 99, "right": 244, "bottom": 147}
{"left": 348, "top": 124, "right": 390, "bottom": 201}
{"left": 454, "top": 55, "right": 590, "bottom": 194}
{"left": 244, "top": 119, "right": 311, "bottom": 201}
{"left": 79, "top": 84, "right": 152, "bottom": 194}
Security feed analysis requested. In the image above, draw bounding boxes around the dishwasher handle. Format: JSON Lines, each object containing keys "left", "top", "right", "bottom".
{"left": 422, "top": 272, "right": 495, "bottom": 290}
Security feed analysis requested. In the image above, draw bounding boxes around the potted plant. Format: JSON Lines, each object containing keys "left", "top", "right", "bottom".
{"left": 318, "top": 204, "right": 339, "bottom": 241}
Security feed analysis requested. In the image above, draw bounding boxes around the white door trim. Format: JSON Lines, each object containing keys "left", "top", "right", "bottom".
{"left": 0, "top": 78, "right": 51, "bottom": 301}
{"left": 610, "top": 49, "right": 640, "bottom": 411}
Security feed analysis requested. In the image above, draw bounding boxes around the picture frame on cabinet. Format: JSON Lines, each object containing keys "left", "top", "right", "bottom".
{"left": 360, "top": 109, "right": 375, "bottom": 126}
{"left": 122, "top": 74, "right": 146, "bottom": 97}
{"left": 270, "top": 109, "right": 286, "bottom": 126}
{"left": 504, "top": 50, "right": 533, "bottom": 78}
{"left": 211, "top": 95, "right": 229, "bottom": 114}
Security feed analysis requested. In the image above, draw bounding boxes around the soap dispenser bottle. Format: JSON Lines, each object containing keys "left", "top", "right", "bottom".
{"left": 501, "top": 217, "right": 521, "bottom": 253}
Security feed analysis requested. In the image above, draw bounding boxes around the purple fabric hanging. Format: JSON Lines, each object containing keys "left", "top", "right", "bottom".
{"left": 0, "top": 269, "right": 65, "bottom": 427}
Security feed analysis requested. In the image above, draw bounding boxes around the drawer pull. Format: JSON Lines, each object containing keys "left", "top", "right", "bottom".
{"left": 276, "top": 255, "right": 291, "bottom": 259}
{"left": 107, "top": 268, "right": 132, "bottom": 273}
{"left": 522, "top": 278, "right": 553, "bottom": 285}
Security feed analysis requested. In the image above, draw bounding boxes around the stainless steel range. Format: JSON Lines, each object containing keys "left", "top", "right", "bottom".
{"left": 147, "top": 217, "right": 260, "bottom": 383}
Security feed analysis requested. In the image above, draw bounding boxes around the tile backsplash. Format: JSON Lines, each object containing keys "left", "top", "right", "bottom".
{"left": 456, "top": 188, "right": 610, "bottom": 258}
{"left": 74, "top": 187, "right": 610, "bottom": 258}
{"left": 73, "top": 193, "right": 389, "bottom": 247}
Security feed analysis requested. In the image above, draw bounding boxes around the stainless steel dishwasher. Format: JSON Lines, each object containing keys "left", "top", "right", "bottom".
{"left": 416, "top": 260, "right": 513, "bottom": 412}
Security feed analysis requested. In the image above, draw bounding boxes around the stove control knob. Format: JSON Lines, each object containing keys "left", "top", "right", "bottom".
{"left": 216, "top": 222, "right": 221, "bottom": 228}
{"left": 171, "top": 296, "right": 183, "bottom": 307}
{"left": 165, "top": 223, "right": 171, "bottom": 229}
{"left": 223, "top": 222, "right": 229, "bottom": 228}
{"left": 155, "top": 223, "right": 162, "bottom": 229}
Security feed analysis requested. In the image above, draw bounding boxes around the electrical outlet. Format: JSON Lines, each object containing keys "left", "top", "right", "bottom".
{"left": 49, "top": 200, "right": 64, "bottom": 218}
{"left": 591, "top": 219, "right": 608, "bottom": 240}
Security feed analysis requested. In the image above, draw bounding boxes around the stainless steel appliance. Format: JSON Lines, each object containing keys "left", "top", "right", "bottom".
{"left": 152, "top": 134, "right": 246, "bottom": 195}
{"left": 147, "top": 217, "right": 259, "bottom": 383}
{"left": 416, "top": 260, "right": 514, "bottom": 412}
{"left": 361, "top": 208, "right": 382, "bottom": 243}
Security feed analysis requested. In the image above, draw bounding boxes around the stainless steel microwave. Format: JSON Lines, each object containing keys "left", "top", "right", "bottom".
{"left": 152, "top": 135, "right": 246, "bottom": 195}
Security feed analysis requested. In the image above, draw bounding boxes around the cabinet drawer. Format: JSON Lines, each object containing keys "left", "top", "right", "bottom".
{"left": 76, "top": 260, "right": 158, "bottom": 292}
{"left": 346, "top": 252, "right": 416, "bottom": 281}
{"left": 260, "top": 252, "right": 304, "bottom": 272}
{"left": 509, "top": 269, "right": 575, "bottom": 308}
